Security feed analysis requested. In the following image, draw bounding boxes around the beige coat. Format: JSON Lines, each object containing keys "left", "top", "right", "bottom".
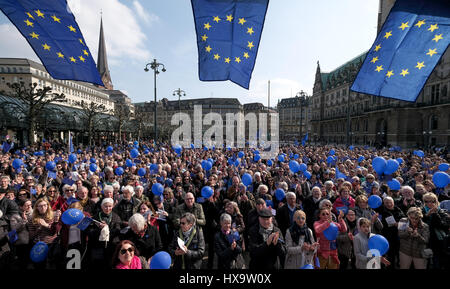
{"left": 284, "top": 227, "right": 316, "bottom": 269}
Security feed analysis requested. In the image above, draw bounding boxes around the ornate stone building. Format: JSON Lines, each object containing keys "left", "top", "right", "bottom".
{"left": 310, "top": 0, "right": 450, "bottom": 148}
{"left": 277, "top": 94, "right": 311, "bottom": 142}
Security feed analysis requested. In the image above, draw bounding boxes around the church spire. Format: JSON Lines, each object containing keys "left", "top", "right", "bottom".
{"left": 97, "top": 15, "right": 113, "bottom": 90}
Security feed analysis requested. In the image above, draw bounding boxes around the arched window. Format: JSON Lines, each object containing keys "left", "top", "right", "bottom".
{"left": 430, "top": 115, "right": 438, "bottom": 130}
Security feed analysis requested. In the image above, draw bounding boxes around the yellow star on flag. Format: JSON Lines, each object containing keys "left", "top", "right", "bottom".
{"left": 414, "top": 20, "right": 426, "bottom": 28}
{"left": 83, "top": 50, "right": 89, "bottom": 56}
{"left": 201, "top": 34, "right": 208, "bottom": 42}
{"left": 247, "top": 27, "right": 255, "bottom": 35}
{"left": 213, "top": 16, "right": 221, "bottom": 23}
{"left": 386, "top": 70, "right": 394, "bottom": 78}
{"left": 384, "top": 31, "right": 392, "bottom": 39}
{"left": 247, "top": 41, "right": 254, "bottom": 50}
{"left": 226, "top": 15, "right": 233, "bottom": 22}
{"left": 235, "top": 57, "right": 241, "bottom": 63}
{"left": 400, "top": 69, "right": 409, "bottom": 77}
{"left": 68, "top": 25, "right": 77, "bottom": 33}
{"left": 399, "top": 22, "right": 409, "bottom": 30}
{"left": 29, "top": 32, "right": 39, "bottom": 39}
{"left": 35, "top": 10, "right": 44, "bottom": 18}
{"left": 225, "top": 57, "right": 231, "bottom": 64}
{"left": 426, "top": 48, "right": 437, "bottom": 57}
{"left": 24, "top": 19, "right": 34, "bottom": 27}
{"left": 51, "top": 15, "right": 61, "bottom": 23}
{"left": 213, "top": 54, "right": 220, "bottom": 60}
{"left": 70, "top": 57, "right": 77, "bottom": 63}
{"left": 42, "top": 43, "right": 51, "bottom": 51}
{"left": 371, "top": 56, "right": 379, "bottom": 63}
{"left": 375, "top": 65, "right": 384, "bottom": 72}
{"left": 204, "top": 23, "right": 211, "bottom": 30}
{"left": 79, "top": 56, "right": 86, "bottom": 62}
{"left": 374, "top": 44, "right": 381, "bottom": 52}
{"left": 238, "top": 18, "right": 246, "bottom": 25}
{"left": 57, "top": 52, "right": 64, "bottom": 59}
{"left": 428, "top": 24, "right": 439, "bottom": 32}
{"left": 243, "top": 52, "right": 250, "bottom": 59}
{"left": 79, "top": 39, "right": 85, "bottom": 45}
{"left": 205, "top": 45, "right": 212, "bottom": 53}
{"left": 432, "top": 34, "right": 443, "bottom": 43}
{"left": 416, "top": 62, "right": 425, "bottom": 70}
{"left": 26, "top": 12, "right": 34, "bottom": 19}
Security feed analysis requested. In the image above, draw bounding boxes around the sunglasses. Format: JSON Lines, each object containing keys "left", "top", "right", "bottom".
{"left": 321, "top": 213, "right": 330, "bottom": 216}
{"left": 180, "top": 222, "right": 188, "bottom": 225}
{"left": 48, "top": 190, "right": 56, "bottom": 192}
{"left": 120, "top": 247, "right": 134, "bottom": 255}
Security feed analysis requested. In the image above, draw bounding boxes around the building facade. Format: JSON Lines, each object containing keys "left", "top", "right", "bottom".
{"left": 277, "top": 94, "right": 311, "bottom": 142}
{"left": 309, "top": 0, "right": 450, "bottom": 148}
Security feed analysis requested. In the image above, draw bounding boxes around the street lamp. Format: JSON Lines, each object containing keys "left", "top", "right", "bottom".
{"left": 296, "top": 90, "right": 307, "bottom": 141}
{"left": 145, "top": 59, "right": 166, "bottom": 142}
{"left": 173, "top": 88, "right": 186, "bottom": 125}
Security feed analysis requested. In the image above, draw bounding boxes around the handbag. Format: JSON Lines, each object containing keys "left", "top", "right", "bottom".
{"left": 422, "top": 248, "right": 433, "bottom": 259}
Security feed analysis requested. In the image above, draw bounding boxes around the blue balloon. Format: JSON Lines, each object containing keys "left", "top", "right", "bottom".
{"left": 202, "top": 160, "right": 213, "bottom": 171}
{"left": 152, "top": 183, "right": 164, "bottom": 196}
{"left": 438, "top": 163, "right": 449, "bottom": 172}
{"left": 90, "top": 158, "right": 96, "bottom": 164}
{"left": 201, "top": 186, "right": 214, "bottom": 198}
{"left": 349, "top": 145, "right": 354, "bottom": 150}
{"left": 61, "top": 208, "right": 84, "bottom": 225}
{"left": 150, "top": 251, "right": 172, "bottom": 269}
{"left": 234, "top": 159, "right": 240, "bottom": 167}
{"left": 384, "top": 159, "right": 399, "bottom": 175}
{"left": 368, "top": 234, "right": 389, "bottom": 256}
{"left": 173, "top": 144, "right": 182, "bottom": 155}
{"left": 126, "top": 159, "right": 133, "bottom": 167}
{"left": 254, "top": 150, "right": 260, "bottom": 155}
{"left": 254, "top": 154, "right": 261, "bottom": 162}
{"left": 265, "top": 200, "right": 274, "bottom": 208}
{"left": 115, "top": 167, "right": 124, "bottom": 176}
{"left": 77, "top": 149, "right": 82, "bottom": 154}
{"left": 242, "top": 173, "right": 253, "bottom": 186}
{"left": 45, "top": 161, "right": 56, "bottom": 171}
{"left": 299, "top": 163, "right": 307, "bottom": 173}
{"left": 12, "top": 158, "right": 23, "bottom": 169}
{"left": 329, "top": 149, "right": 335, "bottom": 156}
{"left": 208, "top": 158, "right": 214, "bottom": 164}
{"left": 89, "top": 163, "right": 97, "bottom": 172}
{"left": 228, "top": 158, "right": 234, "bottom": 165}
{"left": 433, "top": 172, "right": 450, "bottom": 188}
{"left": 387, "top": 179, "right": 401, "bottom": 190}
{"left": 144, "top": 149, "right": 150, "bottom": 155}
{"left": 267, "top": 159, "right": 273, "bottom": 166}
{"left": 414, "top": 150, "right": 425, "bottom": 158}
{"left": 150, "top": 163, "right": 158, "bottom": 172}
{"left": 190, "top": 143, "right": 195, "bottom": 149}
{"left": 278, "top": 155, "right": 285, "bottom": 162}
{"left": 275, "top": 188, "right": 285, "bottom": 201}
{"left": 294, "top": 154, "right": 299, "bottom": 160}
{"left": 30, "top": 241, "right": 49, "bottom": 263}
{"left": 327, "top": 156, "right": 335, "bottom": 164}
{"left": 238, "top": 151, "right": 245, "bottom": 158}
{"left": 289, "top": 160, "right": 300, "bottom": 173}
{"left": 368, "top": 195, "right": 382, "bottom": 209}
{"left": 107, "top": 146, "right": 114, "bottom": 153}
{"left": 304, "top": 171, "right": 312, "bottom": 180}
{"left": 68, "top": 153, "right": 77, "bottom": 164}
{"left": 323, "top": 223, "right": 339, "bottom": 241}
{"left": 396, "top": 158, "right": 404, "bottom": 165}
{"left": 300, "top": 264, "right": 314, "bottom": 269}
{"left": 372, "top": 157, "right": 387, "bottom": 175}
{"left": 358, "top": 156, "right": 365, "bottom": 163}
{"left": 130, "top": 149, "right": 139, "bottom": 159}
{"left": 165, "top": 178, "right": 173, "bottom": 187}
{"left": 138, "top": 168, "right": 146, "bottom": 177}
{"left": 134, "top": 141, "right": 139, "bottom": 145}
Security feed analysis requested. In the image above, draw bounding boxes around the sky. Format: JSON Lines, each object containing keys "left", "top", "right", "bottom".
{"left": 0, "top": 0, "right": 380, "bottom": 106}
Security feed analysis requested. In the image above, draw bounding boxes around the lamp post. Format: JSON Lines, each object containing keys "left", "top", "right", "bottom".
{"left": 173, "top": 88, "right": 186, "bottom": 125}
{"left": 423, "top": 130, "right": 432, "bottom": 148}
{"left": 296, "top": 91, "right": 307, "bottom": 141}
{"left": 144, "top": 59, "right": 166, "bottom": 142}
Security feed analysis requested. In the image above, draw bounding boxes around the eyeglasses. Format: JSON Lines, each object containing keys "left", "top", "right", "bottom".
{"left": 180, "top": 222, "right": 187, "bottom": 225}
{"left": 120, "top": 247, "right": 134, "bottom": 255}
{"left": 67, "top": 189, "right": 74, "bottom": 192}
{"left": 297, "top": 217, "right": 306, "bottom": 220}
{"left": 48, "top": 190, "right": 56, "bottom": 193}
{"left": 321, "top": 212, "right": 330, "bottom": 216}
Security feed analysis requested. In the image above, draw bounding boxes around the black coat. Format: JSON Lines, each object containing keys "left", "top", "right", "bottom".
{"left": 248, "top": 224, "right": 286, "bottom": 270}
{"left": 276, "top": 204, "right": 302, "bottom": 237}
{"left": 120, "top": 225, "right": 162, "bottom": 259}
{"left": 0, "top": 197, "right": 19, "bottom": 220}
{"left": 169, "top": 226, "right": 205, "bottom": 269}
{"left": 303, "top": 196, "right": 322, "bottom": 228}
{"left": 214, "top": 230, "right": 243, "bottom": 269}
{"left": 378, "top": 205, "right": 405, "bottom": 249}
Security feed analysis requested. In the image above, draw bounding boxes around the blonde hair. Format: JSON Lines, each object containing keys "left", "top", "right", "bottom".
{"left": 32, "top": 197, "right": 54, "bottom": 224}
{"left": 423, "top": 193, "right": 439, "bottom": 207}
{"left": 355, "top": 195, "right": 368, "bottom": 207}
{"left": 407, "top": 207, "right": 423, "bottom": 219}
{"left": 293, "top": 210, "right": 306, "bottom": 221}
{"left": 358, "top": 217, "right": 371, "bottom": 227}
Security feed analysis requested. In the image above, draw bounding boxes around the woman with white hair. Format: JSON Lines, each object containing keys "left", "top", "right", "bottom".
{"left": 52, "top": 184, "right": 76, "bottom": 212}
{"left": 214, "top": 213, "right": 245, "bottom": 269}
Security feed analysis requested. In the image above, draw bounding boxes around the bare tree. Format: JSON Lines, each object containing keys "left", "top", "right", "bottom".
{"left": 133, "top": 106, "right": 150, "bottom": 141}
{"left": 1, "top": 82, "right": 66, "bottom": 145}
{"left": 74, "top": 100, "right": 110, "bottom": 146}
{"left": 114, "top": 103, "right": 131, "bottom": 142}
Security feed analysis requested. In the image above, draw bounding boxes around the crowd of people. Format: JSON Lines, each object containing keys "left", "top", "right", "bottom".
{"left": 0, "top": 138, "right": 449, "bottom": 270}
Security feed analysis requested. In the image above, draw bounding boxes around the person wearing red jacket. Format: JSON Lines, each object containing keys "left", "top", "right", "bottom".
{"left": 332, "top": 187, "right": 356, "bottom": 216}
{"left": 314, "top": 208, "right": 347, "bottom": 269}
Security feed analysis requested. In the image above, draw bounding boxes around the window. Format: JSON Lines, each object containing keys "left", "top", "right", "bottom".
{"left": 431, "top": 115, "right": 438, "bottom": 130}
{"left": 431, "top": 84, "right": 440, "bottom": 104}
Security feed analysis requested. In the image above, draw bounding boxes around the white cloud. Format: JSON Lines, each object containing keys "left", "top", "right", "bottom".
{"left": 0, "top": 24, "right": 39, "bottom": 61}
{"left": 132, "top": 0, "right": 159, "bottom": 25}
{"left": 245, "top": 78, "right": 307, "bottom": 107}
{"left": 67, "top": 0, "right": 152, "bottom": 66}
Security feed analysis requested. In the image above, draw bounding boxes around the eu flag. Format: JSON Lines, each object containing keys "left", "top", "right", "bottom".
{"left": 351, "top": 0, "right": 450, "bottom": 102}
{"left": 191, "top": 0, "right": 269, "bottom": 89}
{"left": 0, "top": 0, "right": 104, "bottom": 86}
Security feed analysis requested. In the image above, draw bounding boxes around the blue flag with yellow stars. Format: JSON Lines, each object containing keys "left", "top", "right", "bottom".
{"left": 191, "top": 0, "right": 269, "bottom": 89}
{"left": 0, "top": 0, "right": 103, "bottom": 86}
{"left": 351, "top": 0, "right": 450, "bottom": 102}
